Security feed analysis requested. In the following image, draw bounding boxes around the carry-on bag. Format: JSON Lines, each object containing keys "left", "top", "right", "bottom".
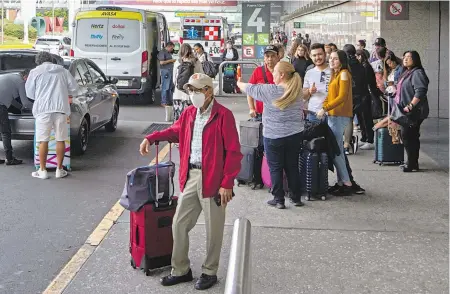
{"left": 373, "top": 127, "right": 404, "bottom": 165}
{"left": 261, "top": 153, "right": 288, "bottom": 193}
{"left": 129, "top": 142, "right": 177, "bottom": 276}
{"left": 239, "top": 120, "right": 263, "bottom": 149}
{"left": 223, "top": 76, "right": 236, "bottom": 94}
{"left": 34, "top": 115, "right": 71, "bottom": 170}
{"left": 373, "top": 89, "right": 404, "bottom": 166}
{"left": 299, "top": 142, "right": 328, "bottom": 201}
{"left": 236, "top": 145, "right": 264, "bottom": 189}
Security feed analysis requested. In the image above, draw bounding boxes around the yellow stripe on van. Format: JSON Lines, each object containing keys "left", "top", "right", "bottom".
{"left": 76, "top": 11, "right": 143, "bottom": 21}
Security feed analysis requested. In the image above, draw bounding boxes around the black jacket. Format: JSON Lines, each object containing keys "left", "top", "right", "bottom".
{"left": 362, "top": 61, "right": 381, "bottom": 96}
{"left": 222, "top": 48, "right": 239, "bottom": 61}
{"left": 291, "top": 57, "right": 313, "bottom": 84}
{"left": 348, "top": 56, "right": 368, "bottom": 96}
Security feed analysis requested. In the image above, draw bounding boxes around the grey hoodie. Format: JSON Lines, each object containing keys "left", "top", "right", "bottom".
{"left": 25, "top": 62, "right": 78, "bottom": 117}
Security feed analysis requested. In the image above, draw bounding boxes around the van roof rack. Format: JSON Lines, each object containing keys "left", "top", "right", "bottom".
{"left": 96, "top": 6, "right": 122, "bottom": 11}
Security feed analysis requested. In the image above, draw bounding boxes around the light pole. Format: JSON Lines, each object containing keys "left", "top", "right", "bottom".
{"left": 1, "top": 0, "right": 4, "bottom": 45}
{"left": 52, "top": 0, "right": 55, "bottom": 36}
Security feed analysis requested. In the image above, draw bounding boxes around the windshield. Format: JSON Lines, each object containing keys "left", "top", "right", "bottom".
{"left": 36, "top": 39, "right": 61, "bottom": 46}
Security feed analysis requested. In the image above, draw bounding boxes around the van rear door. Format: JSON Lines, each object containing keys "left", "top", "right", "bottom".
{"left": 106, "top": 17, "right": 142, "bottom": 79}
{"left": 74, "top": 17, "right": 108, "bottom": 72}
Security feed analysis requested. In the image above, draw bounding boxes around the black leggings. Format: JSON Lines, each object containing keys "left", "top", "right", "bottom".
{"left": 400, "top": 120, "right": 424, "bottom": 167}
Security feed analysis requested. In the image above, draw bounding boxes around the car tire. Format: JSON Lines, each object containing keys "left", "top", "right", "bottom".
{"left": 105, "top": 103, "right": 119, "bottom": 132}
{"left": 72, "top": 117, "right": 89, "bottom": 156}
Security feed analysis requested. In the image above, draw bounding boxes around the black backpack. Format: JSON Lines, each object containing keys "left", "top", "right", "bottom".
{"left": 201, "top": 54, "right": 218, "bottom": 78}
{"left": 176, "top": 61, "right": 195, "bottom": 91}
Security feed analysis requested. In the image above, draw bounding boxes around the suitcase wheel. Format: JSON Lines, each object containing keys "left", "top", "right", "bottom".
{"left": 373, "top": 160, "right": 377, "bottom": 164}
{"left": 321, "top": 195, "right": 326, "bottom": 201}
{"left": 145, "top": 270, "right": 151, "bottom": 276}
{"left": 379, "top": 162, "right": 384, "bottom": 166}
{"left": 305, "top": 194, "right": 311, "bottom": 201}
{"left": 130, "top": 258, "right": 136, "bottom": 269}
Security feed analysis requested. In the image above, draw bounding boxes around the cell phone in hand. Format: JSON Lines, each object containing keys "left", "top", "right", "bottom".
{"left": 214, "top": 191, "right": 235, "bottom": 207}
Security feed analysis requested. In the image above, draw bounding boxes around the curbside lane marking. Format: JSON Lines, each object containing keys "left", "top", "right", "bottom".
{"left": 42, "top": 143, "right": 171, "bottom": 294}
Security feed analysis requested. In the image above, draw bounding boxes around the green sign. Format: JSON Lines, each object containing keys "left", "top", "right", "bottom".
{"left": 294, "top": 22, "right": 306, "bottom": 29}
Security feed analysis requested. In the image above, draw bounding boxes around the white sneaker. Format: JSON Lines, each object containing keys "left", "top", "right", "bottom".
{"left": 55, "top": 168, "right": 68, "bottom": 179}
{"left": 32, "top": 169, "right": 49, "bottom": 179}
{"left": 360, "top": 143, "right": 375, "bottom": 150}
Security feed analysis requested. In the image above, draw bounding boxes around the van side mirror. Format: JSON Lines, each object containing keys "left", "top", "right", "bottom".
{"left": 109, "top": 77, "right": 118, "bottom": 84}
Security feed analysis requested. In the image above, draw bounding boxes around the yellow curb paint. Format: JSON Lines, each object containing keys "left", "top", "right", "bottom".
{"left": 0, "top": 44, "right": 33, "bottom": 49}
{"left": 42, "top": 143, "right": 171, "bottom": 294}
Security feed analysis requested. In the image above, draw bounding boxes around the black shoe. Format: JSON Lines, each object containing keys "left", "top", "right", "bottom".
{"left": 5, "top": 158, "right": 22, "bottom": 166}
{"left": 289, "top": 197, "right": 304, "bottom": 206}
{"left": 402, "top": 164, "right": 419, "bottom": 172}
{"left": 195, "top": 273, "right": 218, "bottom": 290}
{"left": 267, "top": 199, "right": 285, "bottom": 209}
{"left": 351, "top": 181, "right": 365, "bottom": 194}
{"left": 160, "top": 269, "right": 194, "bottom": 286}
{"left": 330, "top": 185, "right": 353, "bottom": 196}
{"left": 328, "top": 183, "right": 341, "bottom": 194}
{"left": 0, "top": 159, "right": 4, "bottom": 164}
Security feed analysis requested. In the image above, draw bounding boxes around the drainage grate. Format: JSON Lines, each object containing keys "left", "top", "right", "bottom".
{"left": 142, "top": 123, "right": 171, "bottom": 135}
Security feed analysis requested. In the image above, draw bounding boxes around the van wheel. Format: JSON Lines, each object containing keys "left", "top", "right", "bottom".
{"left": 72, "top": 117, "right": 89, "bottom": 155}
{"left": 105, "top": 103, "right": 119, "bottom": 132}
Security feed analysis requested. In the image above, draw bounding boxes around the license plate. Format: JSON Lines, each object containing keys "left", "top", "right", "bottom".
{"left": 116, "top": 80, "right": 128, "bottom": 87}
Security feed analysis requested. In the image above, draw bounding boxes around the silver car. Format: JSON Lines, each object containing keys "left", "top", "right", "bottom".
{"left": 0, "top": 50, "right": 120, "bottom": 155}
{"left": 33, "top": 35, "right": 71, "bottom": 56}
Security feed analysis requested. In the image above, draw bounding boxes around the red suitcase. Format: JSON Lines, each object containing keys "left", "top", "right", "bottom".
{"left": 129, "top": 143, "right": 177, "bottom": 276}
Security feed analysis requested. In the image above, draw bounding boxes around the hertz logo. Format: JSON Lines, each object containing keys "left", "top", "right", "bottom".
{"left": 91, "top": 24, "right": 104, "bottom": 29}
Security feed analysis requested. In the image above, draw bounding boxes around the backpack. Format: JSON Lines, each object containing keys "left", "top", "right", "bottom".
{"left": 223, "top": 64, "right": 235, "bottom": 78}
{"left": 201, "top": 54, "right": 218, "bottom": 78}
{"left": 176, "top": 61, "right": 195, "bottom": 91}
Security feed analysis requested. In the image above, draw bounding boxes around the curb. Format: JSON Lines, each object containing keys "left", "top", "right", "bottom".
{"left": 42, "top": 143, "right": 171, "bottom": 294}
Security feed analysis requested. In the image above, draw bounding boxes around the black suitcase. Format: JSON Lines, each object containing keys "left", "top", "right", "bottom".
{"left": 223, "top": 76, "right": 236, "bottom": 93}
{"left": 236, "top": 146, "right": 264, "bottom": 189}
{"left": 373, "top": 127, "right": 404, "bottom": 165}
{"left": 299, "top": 149, "right": 328, "bottom": 201}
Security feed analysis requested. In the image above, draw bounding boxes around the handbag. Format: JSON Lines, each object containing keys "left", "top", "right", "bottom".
{"left": 390, "top": 103, "right": 419, "bottom": 127}
{"left": 370, "top": 90, "right": 386, "bottom": 119}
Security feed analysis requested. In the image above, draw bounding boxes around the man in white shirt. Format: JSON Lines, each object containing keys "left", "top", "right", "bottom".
{"left": 302, "top": 43, "right": 331, "bottom": 121}
{"left": 302, "top": 43, "right": 366, "bottom": 195}
{"left": 25, "top": 51, "right": 78, "bottom": 179}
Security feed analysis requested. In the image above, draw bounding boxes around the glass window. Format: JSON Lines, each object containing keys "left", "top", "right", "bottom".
{"left": 74, "top": 67, "right": 84, "bottom": 86}
{"left": 36, "top": 38, "right": 61, "bottom": 46}
{"left": 75, "top": 19, "right": 108, "bottom": 53}
{"left": 76, "top": 61, "right": 92, "bottom": 85}
{"left": 86, "top": 62, "right": 105, "bottom": 84}
{"left": 108, "top": 19, "right": 141, "bottom": 53}
{"left": 0, "top": 55, "right": 36, "bottom": 71}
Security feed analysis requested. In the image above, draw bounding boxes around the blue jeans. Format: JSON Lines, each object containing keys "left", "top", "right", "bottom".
{"left": 327, "top": 116, "right": 351, "bottom": 184}
{"left": 263, "top": 132, "right": 303, "bottom": 204}
{"left": 160, "top": 68, "right": 174, "bottom": 105}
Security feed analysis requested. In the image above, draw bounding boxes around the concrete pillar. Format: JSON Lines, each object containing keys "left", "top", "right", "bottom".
{"left": 20, "top": 0, "right": 36, "bottom": 43}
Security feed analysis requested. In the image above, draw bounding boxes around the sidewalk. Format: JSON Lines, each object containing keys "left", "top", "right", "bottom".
{"left": 60, "top": 98, "right": 448, "bottom": 294}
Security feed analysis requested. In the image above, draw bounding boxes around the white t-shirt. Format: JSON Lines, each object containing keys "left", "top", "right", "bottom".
{"left": 303, "top": 66, "right": 332, "bottom": 113}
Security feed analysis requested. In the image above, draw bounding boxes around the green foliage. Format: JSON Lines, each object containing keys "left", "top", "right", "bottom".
{"left": 36, "top": 8, "right": 69, "bottom": 29}
{"left": 3, "top": 23, "right": 37, "bottom": 39}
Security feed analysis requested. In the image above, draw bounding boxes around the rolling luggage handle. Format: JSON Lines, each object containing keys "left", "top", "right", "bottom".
{"left": 154, "top": 141, "right": 174, "bottom": 208}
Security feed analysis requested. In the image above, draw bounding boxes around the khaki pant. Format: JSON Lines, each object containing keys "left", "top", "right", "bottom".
{"left": 171, "top": 169, "right": 226, "bottom": 276}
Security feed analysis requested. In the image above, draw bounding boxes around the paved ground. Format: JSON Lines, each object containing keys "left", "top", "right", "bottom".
{"left": 59, "top": 97, "right": 448, "bottom": 294}
{"left": 0, "top": 98, "right": 168, "bottom": 294}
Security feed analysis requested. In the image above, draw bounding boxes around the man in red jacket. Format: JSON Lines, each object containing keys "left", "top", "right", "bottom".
{"left": 247, "top": 45, "right": 279, "bottom": 117}
{"left": 140, "top": 73, "right": 242, "bottom": 290}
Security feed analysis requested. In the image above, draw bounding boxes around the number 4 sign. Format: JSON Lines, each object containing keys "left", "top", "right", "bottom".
{"left": 242, "top": 3, "right": 270, "bottom": 34}
{"left": 248, "top": 8, "right": 265, "bottom": 33}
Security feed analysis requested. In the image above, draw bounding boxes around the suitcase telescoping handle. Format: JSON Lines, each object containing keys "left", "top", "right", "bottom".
{"left": 154, "top": 141, "right": 173, "bottom": 208}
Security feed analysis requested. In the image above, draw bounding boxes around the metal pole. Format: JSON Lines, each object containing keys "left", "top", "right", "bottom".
{"left": 52, "top": 0, "right": 55, "bottom": 36}
{"left": 1, "top": 0, "right": 4, "bottom": 44}
{"left": 224, "top": 218, "right": 252, "bottom": 294}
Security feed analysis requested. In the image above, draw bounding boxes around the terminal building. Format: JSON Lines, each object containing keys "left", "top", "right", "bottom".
{"left": 282, "top": 0, "right": 449, "bottom": 119}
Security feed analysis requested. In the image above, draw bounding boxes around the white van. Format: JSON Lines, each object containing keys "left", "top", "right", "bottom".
{"left": 180, "top": 16, "right": 229, "bottom": 66}
{"left": 71, "top": 6, "right": 170, "bottom": 103}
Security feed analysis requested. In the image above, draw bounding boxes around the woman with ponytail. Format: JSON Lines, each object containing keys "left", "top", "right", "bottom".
{"left": 237, "top": 61, "right": 305, "bottom": 209}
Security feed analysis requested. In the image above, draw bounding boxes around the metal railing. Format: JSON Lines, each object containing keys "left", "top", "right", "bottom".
{"left": 217, "top": 61, "right": 259, "bottom": 97}
{"left": 224, "top": 218, "right": 252, "bottom": 294}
